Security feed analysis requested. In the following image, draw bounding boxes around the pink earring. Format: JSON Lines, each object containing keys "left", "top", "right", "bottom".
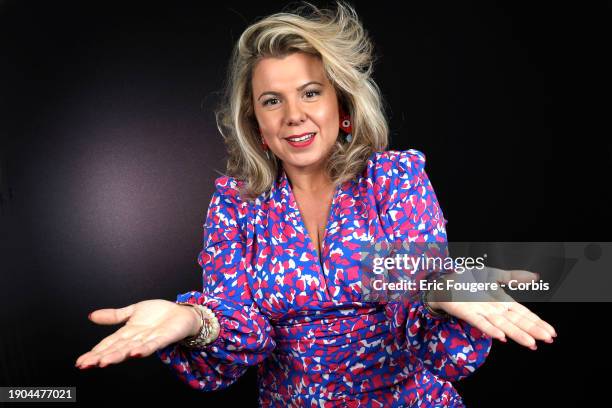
{"left": 340, "top": 111, "right": 353, "bottom": 143}
{"left": 260, "top": 130, "right": 271, "bottom": 160}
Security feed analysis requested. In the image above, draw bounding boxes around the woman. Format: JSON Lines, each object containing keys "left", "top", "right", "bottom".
{"left": 75, "top": 2, "right": 556, "bottom": 406}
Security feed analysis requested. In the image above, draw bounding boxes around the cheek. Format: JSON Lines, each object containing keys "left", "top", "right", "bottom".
{"left": 322, "top": 102, "right": 340, "bottom": 129}
{"left": 311, "top": 108, "right": 338, "bottom": 133}
{"left": 322, "top": 112, "right": 340, "bottom": 140}
{"left": 257, "top": 116, "right": 279, "bottom": 137}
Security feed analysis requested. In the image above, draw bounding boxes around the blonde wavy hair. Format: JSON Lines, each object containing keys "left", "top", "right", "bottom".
{"left": 214, "top": 0, "right": 390, "bottom": 201}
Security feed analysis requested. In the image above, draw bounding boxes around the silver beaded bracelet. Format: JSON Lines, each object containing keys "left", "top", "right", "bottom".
{"left": 177, "top": 302, "right": 221, "bottom": 348}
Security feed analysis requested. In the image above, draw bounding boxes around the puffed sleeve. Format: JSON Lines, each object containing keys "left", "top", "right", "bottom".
{"left": 156, "top": 176, "right": 276, "bottom": 391}
{"left": 385, "top": 149, "right": 492, "bottom": 382}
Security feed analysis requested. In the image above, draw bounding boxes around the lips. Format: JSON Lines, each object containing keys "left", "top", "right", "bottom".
{"left": 286, "top": 132, "right": 316, "bottom": 142}
{"left": 286, "top": 132, "right": 316, "bottom": 147}
{"left": 285, "top": 132, "right": 316, "bottom": 141}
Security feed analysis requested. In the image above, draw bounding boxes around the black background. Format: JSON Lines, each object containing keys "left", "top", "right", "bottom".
{"left": 1, "top": 0, "right": 610, "bottom": 406}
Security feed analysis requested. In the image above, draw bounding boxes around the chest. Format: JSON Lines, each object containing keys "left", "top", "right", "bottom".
{"left": 293, "top": 191, "right": 331, "bottom": 256}
{"left": 249, "top": 180, "right": 392, "bottom": 317}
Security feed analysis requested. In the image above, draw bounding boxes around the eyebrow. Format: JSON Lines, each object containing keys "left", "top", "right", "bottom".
{"left": 257, "top": 81, "right": 323, "bottom": 101}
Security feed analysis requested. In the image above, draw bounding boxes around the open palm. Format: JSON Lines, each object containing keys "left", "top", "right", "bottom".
{"left": 75, "top": 299, "right": 197, "bottom": 369}
{"left": 431, "top": 268, "right": 557, "bottom": 350}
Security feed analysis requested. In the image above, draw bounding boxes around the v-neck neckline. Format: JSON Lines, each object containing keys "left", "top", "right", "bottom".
{"left": 280, "top": 168, "right": 342, "bottom": 272}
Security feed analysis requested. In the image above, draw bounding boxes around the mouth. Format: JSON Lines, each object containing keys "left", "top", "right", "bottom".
{"left": 285, "top": 132, "right": 316, "bottom": 148}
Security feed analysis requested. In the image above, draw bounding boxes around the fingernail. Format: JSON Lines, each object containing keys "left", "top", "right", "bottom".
{"left": 80, "top": 365, "right": 94, "bottom": 370}
{"left": 530, "top": 345, "right": 538, "bottom": 351}
{"left": 133, "top": 353, "right": 142, "bottom": 358}
{"left": 545, "top": 337, "right": 553, "bottom": 343}
{"left": 88, "top": 312, "right": 92, "bottom": 320}
{"left": 552, "top": 332, "right": 557, "bottom": 337}
{"left": 499, "top": 337, "right": 507, "bottom": 343}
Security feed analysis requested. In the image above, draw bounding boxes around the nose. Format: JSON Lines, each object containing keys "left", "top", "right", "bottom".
{"left": 284, "top": 99, "right": 307, "bottom": 126}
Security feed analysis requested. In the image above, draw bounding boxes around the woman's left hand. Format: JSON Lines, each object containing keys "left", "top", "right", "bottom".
{"left": 428, "top": 268, "right": 557, "bottom": 350}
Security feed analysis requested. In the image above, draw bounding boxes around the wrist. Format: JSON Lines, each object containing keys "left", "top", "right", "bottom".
{"left": 425, "top": 275, "right": 452, "bottom": 311}
{"left": 424, "top": 291, "right": 442, "bottom": 311}
{"left": 421, "top": 289, "right": 449, "bottom": 318}
{"left": 179, "top": 304, "right": 203, "bottom": 337}
{"left": 176, "top": 302, "right": 221, "bottom": 348}
{"left": 426, "top": 299, "right": 440, "bottom": 311}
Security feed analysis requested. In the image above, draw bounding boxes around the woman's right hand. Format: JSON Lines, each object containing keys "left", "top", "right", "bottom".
{"left": 75, "top": 299, "right": 201, "bottom": 369}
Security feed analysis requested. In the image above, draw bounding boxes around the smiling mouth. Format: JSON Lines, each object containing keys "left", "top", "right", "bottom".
{"left": 286, "top": 132, "right": 316, "bottom": 142}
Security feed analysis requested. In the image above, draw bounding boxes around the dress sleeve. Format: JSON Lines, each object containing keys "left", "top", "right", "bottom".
{"left": 387, "top": 149, "right": 493, "bottom": 382}
{"left": 156, "top": 177, "right": 276, "bottom": 391}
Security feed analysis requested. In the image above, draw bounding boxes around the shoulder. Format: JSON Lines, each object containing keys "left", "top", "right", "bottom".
{"left": 368, "top": 149, "right": 448, "bottom": 239}
{"left": 367, "top": 149, "right": 427, "bottom": 177}
{"left": 212, "top": 175, "right": 246, "bottom": 205}
{"left": 366, "top": 149, "right": 429, "bottom": 209}
{"left": 204, "top": 176, "right": 249, "bottom": 236}
{"left": 209, "top": 175, "right": 251, "bottom": 218}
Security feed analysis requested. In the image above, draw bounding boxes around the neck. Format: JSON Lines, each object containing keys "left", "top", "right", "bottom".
{"left": 283, "top": 163, "right": 333, "bottom": 193}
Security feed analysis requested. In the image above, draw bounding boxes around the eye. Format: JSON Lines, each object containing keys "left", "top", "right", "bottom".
{"left": 262, "top": 98, "right": 279, "bottom": 107}
{"left": 262, "top": 90, "right": 321, "bottom": 107}
{"left": 305, "top": 90, "right": 321, "bottom": 98}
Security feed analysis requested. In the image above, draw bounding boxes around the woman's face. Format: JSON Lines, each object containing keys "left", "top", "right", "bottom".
{"left": 251, "top": 52, "right": 340, "bottom": 174}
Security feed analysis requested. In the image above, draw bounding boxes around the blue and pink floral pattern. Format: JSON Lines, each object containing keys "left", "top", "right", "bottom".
{"left": 156, "top": 149, "right": 492, "bottom": 407}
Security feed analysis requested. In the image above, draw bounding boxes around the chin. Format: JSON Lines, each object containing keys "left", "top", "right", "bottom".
{"left": 285, "top": 150, "right": 327, "bottom": 166}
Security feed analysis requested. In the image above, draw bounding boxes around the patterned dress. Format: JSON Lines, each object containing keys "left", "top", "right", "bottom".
{"left": 156, "top": 149, "right": 492, "bottom": 407}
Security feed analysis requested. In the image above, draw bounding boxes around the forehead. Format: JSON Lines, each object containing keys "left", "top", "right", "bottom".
{"left": 252, "top": 52, "right": 327, "bottom": 89}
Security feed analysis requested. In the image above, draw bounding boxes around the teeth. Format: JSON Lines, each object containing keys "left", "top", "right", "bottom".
{"left": 288, "top": 133, "right": 315, "bottom": 142}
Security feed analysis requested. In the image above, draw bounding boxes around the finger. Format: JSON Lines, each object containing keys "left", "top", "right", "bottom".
{"left": 82, "top": 333, "right": 170, "bottom": 368}
{"left": 76, "top": 327, "right": 144, "bottom": 366}
{"left": 488, "top": 267, "right": 539, "bottom": 284}
{"left": 98, "top": 339, "right": 147, "bottom": 367}
{"left": 77, "top": 349, "right": 103, "bottom": 367}
{"left": 80, "top": 337, "right": 138, "bottom": 367}
{"left": 505, "top": 302, "right": 557, "bottom": 337}
{"left": 89, "top": 304, "right": 136, "bottom": 326}
{"left": 442, "top": 302, "right": 507, "bottom": 340}
{"left": 503, "top": 308, "right": 554, "bottom": 342}
{"left": 75, "top": 352, "right": 91, "bottom": 367}
{"left": 98, "top": 336, "right": 166, "bottom": 367}
{"left": 511, "top": 269, "right": 540, "bottom": 283}
{"left": 77, "top": 339, "right": 127, "bottom": 367}
{"left": 85, "top": 327, "right": 133, "bottom": 358}
{"left": 484, "top": 309, "right": 537, "bottom": 349}
{"left": 461, "top": 310, "right": 507, "bottom": 340}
